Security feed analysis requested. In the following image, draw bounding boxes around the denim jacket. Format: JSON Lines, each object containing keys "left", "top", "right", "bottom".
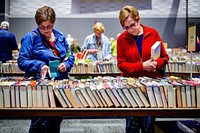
{"left": 81, "top": 33, "right": 111, "bottom": 61}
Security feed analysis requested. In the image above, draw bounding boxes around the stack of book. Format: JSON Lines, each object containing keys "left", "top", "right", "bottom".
{"left": 70, "top": 61, "right": 120, "bottom": 74}
{"left": 0, "top": 76, "right": 200, "bottom": 108}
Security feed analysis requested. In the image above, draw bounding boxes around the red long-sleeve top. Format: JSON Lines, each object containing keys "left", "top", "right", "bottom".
{"left": 117, "top": 24, "right": 169, "bottom": 78}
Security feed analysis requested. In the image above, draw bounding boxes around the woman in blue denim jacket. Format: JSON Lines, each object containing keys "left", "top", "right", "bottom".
{"left": 17, "top": 6, "right": 74, "bottom": 133}
{"left": 81, "top": 22, "right": 111, "bottom": 61}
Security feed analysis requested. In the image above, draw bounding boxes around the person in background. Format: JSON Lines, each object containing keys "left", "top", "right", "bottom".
{"left": 66, "top": 34, "right": 74, "bottom": 47}
{"left": 109, "top": 37, "right": 116, "bottom": 56}
{"left": 111, "top": 33, "right": 121, "bottom": 57}
{"left": 117, "top": 5, "right": 169, "bottom": 133}
{"left": 18, "top": 6, "right": 75, "bottom": 133}
{"left": 0, "top": 21, "right": 18, "bottom": 63}
{"left": 81, "top": 22, "right": 111, "bottom": 61}
{"left": 70, "top": 38, "right": 81, "bottom": 54}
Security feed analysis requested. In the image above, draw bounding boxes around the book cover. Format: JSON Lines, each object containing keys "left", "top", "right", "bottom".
{"left": 41, "top": 84, "right": 50, "bottom": 108}
{"left": 122, "top": 86, "right": 138, "bottom": 108}
{"left": 107, "top": 82, "right": 125, "bottom": 108}
{"left": 180, "top": 85, "right": 187, "bottom": 108}
{"left": 54, "top": 88, "right": 68, "bottom": 108}
{"left": 47, "top": 81, "right": 56, "bottom": 108}
{"left": 114, "top": 83, "right": 131, "bottom": 108}
{"left": 74, "top": 87, "right": 89, "bottom": 108}
{"left": 19, "top": 81, "right": 31, "bottom": 108}
{"left": 146, "top": 85, "right": 157, "bottom": 108}
{"left": 27, "top": 80, "right": 37, "bottom": 108}
{"left": 2, "top": 81, "right": 15, "bottom": 108}
{"left": 10, "top": 82, "right": 17, "bottom": 108}
{"left": 151, "top": 41, "right": 161, "bottom": 60}
{"left": 85, "top": 87, "right": 101, "bottom": 108}
{"left": 96, "top": 84, "right": 114, "bottom": 108}
{"left": 90, "top": 85, "right": 105, "bottom": 108}
{"left": 79, "top": 83, "right": 95, "bottom": 108}
{"left": 102, "top": 83, "right": 121, "bottom": 108}
{"left": 0, "top": 83, "right": 4, "bottom": 108}
{"left": 135, "top": 87, "right": 150, "bottom": 108}
{"left": 49, "top": 60, "right": 60, "bottom": 78}
{"left": 128, "top": 86, "right": 144, "bottom": 108}
{"left": 64, "top": 88, "right": 80, "bottom": 108}
{"left": 59, "top": 88, "right": 73, "bottom": 108}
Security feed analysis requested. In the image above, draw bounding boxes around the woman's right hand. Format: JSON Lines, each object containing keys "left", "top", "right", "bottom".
{"left": 40, "top": 65, "right": 51, "bottom": 79}
{"left": 143, "top": 59, "right": 157, "bottom": 72}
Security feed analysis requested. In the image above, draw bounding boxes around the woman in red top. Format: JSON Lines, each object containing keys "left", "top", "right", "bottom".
{"left": 117, "top": 5, "right": 169, "bottom": 78}
{"left": 117, "top": 5, "right": 169, "bottom": 133}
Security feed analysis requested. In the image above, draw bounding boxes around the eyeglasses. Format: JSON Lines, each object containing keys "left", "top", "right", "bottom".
{"left": 123, "top": 21, "right": 138, "bottom": 30}
{"left": 38, "top": 24, "right": 53, "bottom": 31}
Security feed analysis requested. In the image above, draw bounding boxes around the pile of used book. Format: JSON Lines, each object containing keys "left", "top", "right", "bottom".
{"left": 0, "top": 76, "right": 199, "bottom": 108}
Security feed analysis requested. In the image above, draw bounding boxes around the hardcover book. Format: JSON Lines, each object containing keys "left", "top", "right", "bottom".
{"left": 128, "top": 86, "right": 143, "bottom": 108}
{"left": 79, "top": 83, "right": 95, "bottom": 108}
{"left": 2, "top": 81, "right": 15, "bottom": 108}
{"left": 0, "top": 83, "right": 3, "bottom": 108}
{"left": 64, "top": 88, "right": 80, "bottom": 108}
{"left": 47, "top": 81, "right": 56, "bottom": 108}
{"left": 102, "top": 83, "right": 121, "bottom": 108}
{"left": 96, "top": 84, "right": 114, "bottom": 108}
{"left": 74, "top": 87, "right": 89, "bottom": 108}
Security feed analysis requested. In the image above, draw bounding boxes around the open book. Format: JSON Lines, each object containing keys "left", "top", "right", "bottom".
{"left": 151, "top": 41, "right": 161, "bottom": 60}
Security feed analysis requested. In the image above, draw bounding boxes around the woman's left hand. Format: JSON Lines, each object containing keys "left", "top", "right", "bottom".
{"left": 58, "top": 62, "right": 67, "bottom": 72}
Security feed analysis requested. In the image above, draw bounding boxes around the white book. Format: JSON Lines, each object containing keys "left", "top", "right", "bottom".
{"left": 185, "top": 85, "right": 192, "bottom": 108}
{"left": 151, "top": 41, "right": 161, "bottom": 60}
{"left": 36, "top": 85, "right": 43, "bottom": 108}
{"left": 146, "top": 86, "right": 157, "bottom": 108}
{"left": 27, "top": 84, "right": 33, "bottom": 108}
{"left": 0, "top": 84, "right": 4, "bottom": 108}
{"left": 42, "top": 85, "right": 49, "bottom": 108}
{"left": 19, "top": 85, "right": 28, "bottom": 108}
{"left": 196, "top": 85, "right": 200, "bottom": 108}
{"left": 2, "top": 82, "right": 15, "bottom": 108}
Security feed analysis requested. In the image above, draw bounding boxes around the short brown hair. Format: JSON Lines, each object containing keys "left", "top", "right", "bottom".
{"left": 119, "top": 5, "right": 140, "bottom": 27}
{"left": 35, "top": 6, "right": 56, "bottom": 25}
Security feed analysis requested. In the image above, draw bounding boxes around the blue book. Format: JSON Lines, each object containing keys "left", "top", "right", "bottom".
{"left": 49, "top": 60, "right": 60, "bottom": 78}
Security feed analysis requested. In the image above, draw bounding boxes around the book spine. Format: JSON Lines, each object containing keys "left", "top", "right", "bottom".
{"left": 146, "top": 86, "right": 157, "bottom": 108}
{"left": 129, "top": 87, "right": 144, "bottom": 108}
{"left": 135, "top": 87, "right": 150, "bottom": 108}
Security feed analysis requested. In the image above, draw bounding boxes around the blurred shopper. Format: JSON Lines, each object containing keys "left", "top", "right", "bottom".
{"left": 111, "top": 33, "right": 121, "bottom": 57}
{"left": 70, "top": 38, "right": 81, "bottom": 54}
{"left": 0, "top": 21, "right": 18, "bottom": 63}
{"left": 66, "top": 34, "right": 74, "bottom": 47}
{"left": 81, "top": 22, "right": 111, "bottom": 61}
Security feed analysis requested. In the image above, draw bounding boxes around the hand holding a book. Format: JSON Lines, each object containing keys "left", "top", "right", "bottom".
{"left": 143, "top": 59, "right": 157, "bottom": 72}
{"left": 40, "top": 64, "right": 51, "bottom": 79}
{"left": 57, "top": 62, "right": 66, "bottom": 72}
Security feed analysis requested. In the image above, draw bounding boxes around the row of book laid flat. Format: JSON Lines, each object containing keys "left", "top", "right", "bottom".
{"left": 0, "top": 76, "right": 200, "bottom": 109}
